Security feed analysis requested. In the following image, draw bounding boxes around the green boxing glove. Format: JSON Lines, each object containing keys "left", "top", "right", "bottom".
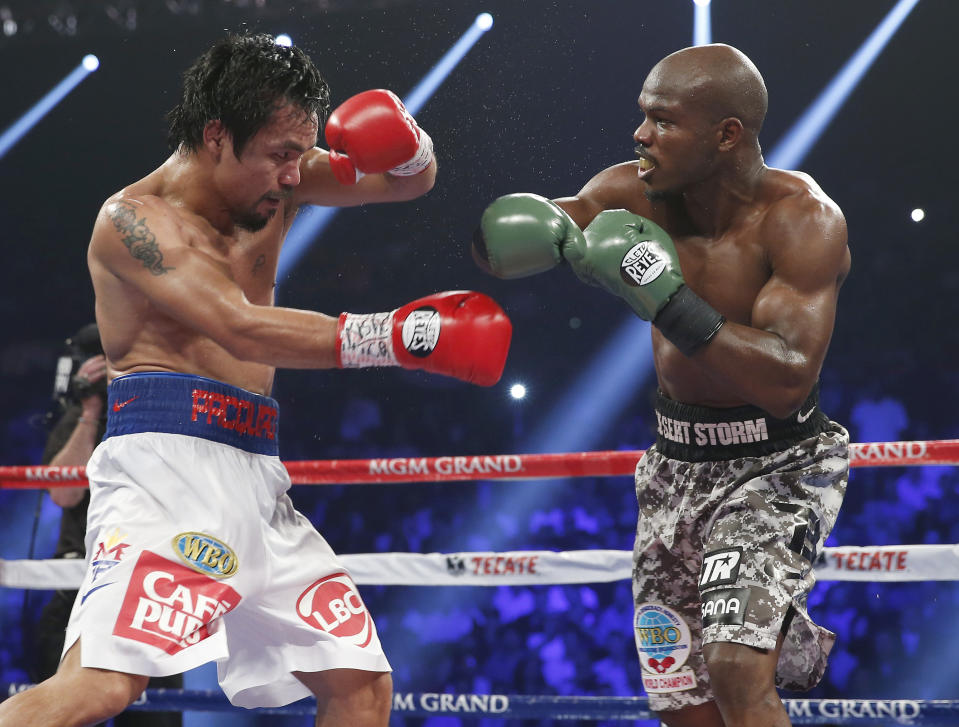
{"left": 568, "top": 209, "right": 726, "bottom": 356}
{"left": 473, "top": 193, "right": 585, "bottom": 279}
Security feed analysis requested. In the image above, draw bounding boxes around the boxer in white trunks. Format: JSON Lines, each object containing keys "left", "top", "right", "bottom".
{"left": 0, "top": 33, "right": 511, "bottom": 727}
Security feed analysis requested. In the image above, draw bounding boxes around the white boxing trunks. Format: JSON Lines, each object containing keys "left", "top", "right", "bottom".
{"left": 63, "top": 372, "right": 390, "bottom": 709}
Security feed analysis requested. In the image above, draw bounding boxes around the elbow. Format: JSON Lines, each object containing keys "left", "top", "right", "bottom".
{"left": 50, "top": 488, "right": 86, "bottom": 508}
{"left": 765, "top": 365, "right": 818, "bottom": 420}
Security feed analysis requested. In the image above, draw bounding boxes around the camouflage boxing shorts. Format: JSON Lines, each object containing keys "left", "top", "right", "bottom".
{"left": 632, "top": 386, "right": 848, "bottom": 712}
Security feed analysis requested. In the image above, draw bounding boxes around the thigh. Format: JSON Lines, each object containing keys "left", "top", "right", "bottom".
{"left": 633, "top": 510, "right": 712, "bottom": 711}
{"left": 215, "top": 494, "right": 391, "bottom": 708}
{"left": 699, "top": 430, "right": 848, "bottom": 689}
{"left": 294, "top": 669, "right": 392, "bottom": 727}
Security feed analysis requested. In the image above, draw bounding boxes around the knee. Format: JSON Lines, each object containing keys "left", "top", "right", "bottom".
{"left": 703, "top": 642, "right": 777, "bottom": 709}
{"left": 59, "top": 668, "right": 149, "bottom": 719}
{"left": 362, "top": 671, "right": 393, "bottom": 720}
{"left": 329, "top": 671, "right": 392, "bottom": 725}
{"left": 97, "top": 671, "right": 150, "bottom": 714}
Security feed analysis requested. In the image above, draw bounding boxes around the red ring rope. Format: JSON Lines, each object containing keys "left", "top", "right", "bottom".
{"left": 1, "top": 439, "right": 956, "bottom": 489}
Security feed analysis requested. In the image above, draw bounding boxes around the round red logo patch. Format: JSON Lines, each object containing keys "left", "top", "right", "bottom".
{"left": 296, "top": 573, "right": 372, "bottom": 648}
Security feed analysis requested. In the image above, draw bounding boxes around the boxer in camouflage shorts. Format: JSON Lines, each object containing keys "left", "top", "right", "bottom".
{"left": 633, "top": 386, "right": 848, "bottom": 715}
{"left": 472, "top": 43, "right": 851, "bottom": 726}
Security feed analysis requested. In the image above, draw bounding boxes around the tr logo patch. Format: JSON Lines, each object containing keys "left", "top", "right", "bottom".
{"left": 699, "top": 547, "right": 743, "bottom": 590}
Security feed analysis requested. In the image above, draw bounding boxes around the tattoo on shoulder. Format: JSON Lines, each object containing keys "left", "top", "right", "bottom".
{"left": 110, "top": 201, "right": 174, "bottom": 276}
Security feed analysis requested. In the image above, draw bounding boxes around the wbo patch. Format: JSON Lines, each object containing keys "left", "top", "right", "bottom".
{"left": 634, "top": 603, "right": 697, "bottom": 694}
{"left": 172, "top": 532, "right": 238, "bottom": 579}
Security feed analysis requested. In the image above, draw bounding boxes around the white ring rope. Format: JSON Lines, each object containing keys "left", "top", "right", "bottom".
{"left": 4, "top": 543, "right": 959, "bottom": 591}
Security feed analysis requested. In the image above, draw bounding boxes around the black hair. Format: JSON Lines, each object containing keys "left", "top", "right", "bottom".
{"left": 166, "top": 33, "right": 331, "bottom": 156}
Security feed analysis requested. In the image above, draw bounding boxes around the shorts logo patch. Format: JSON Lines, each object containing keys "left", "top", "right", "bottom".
{"left": 401, "top": 307, "right": 440, "bottom": 358}
{"left": 113, "top": 550, "right": 241, "bottom": 655}
{"left": 172, "top": 532, "right": 239, "bottom": 579}
{"left": 91, "top": 527, "right": 131, "bottom": 581}
{"left": 634, "top": 603, "right": 697, "bottom": 694}
{"left": 701, "top": 587, "right": 751, "bottom": 627}
{"left": 620, "top": 240, "right": 666, "bottom": 286}
{"left": 699, "top": 547, "right": 743, "bottom": 590}
{"left": 296, "top": 573, "right": 373, "bottom": 648}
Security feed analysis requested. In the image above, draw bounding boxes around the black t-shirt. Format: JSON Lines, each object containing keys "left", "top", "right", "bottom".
{"left": 41, "top": 405, "right": 105, "bottom": 559}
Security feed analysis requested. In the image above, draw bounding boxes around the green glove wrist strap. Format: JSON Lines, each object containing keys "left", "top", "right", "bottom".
{"left": 653, "top": 285, "right": 725, "bottom": 356}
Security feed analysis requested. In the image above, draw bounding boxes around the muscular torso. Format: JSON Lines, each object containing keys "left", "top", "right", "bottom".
{"left": 648, "top": 219, "right": 770, "bottom": 406}
{"left": 558, "top": 161, "right": 848, "bottom": 408}
{"left": 90, "top": 163, "right": 294, "bottom": 396}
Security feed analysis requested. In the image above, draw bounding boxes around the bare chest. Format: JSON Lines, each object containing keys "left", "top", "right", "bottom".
{"left": 195, "top": 233, "right": 279, "bottom": 306}
{"left": 672, "top": 232, "right": 770, "bottom": 324}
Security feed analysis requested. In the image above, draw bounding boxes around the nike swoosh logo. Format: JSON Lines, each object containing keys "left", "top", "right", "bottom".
{"left": 797, "top": 406, "right": 816, "bottom": 423}
{"left": 112, "top": 396, "right": 139, "bottom": 412}
{"left": 80, "top": 582, "right": 114, "bottom": 605}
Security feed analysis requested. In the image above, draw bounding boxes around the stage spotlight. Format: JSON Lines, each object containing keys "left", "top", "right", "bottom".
{"left": 693, "top": 0, "right": 711, "bottom": 45}
{"left": 911, "top": 208, "right": 925, "bottom": 223}
{"left": 275, "top": 34, "right": 292, "bottom": 47}
{"left": 768, "top": 0, "right": 920, "bottom": 169}
{"left": 0, "top": 56, "right": 100, "bottom": 160}
{"left": 510, "top": 384, "right": 527, "bottom": 400}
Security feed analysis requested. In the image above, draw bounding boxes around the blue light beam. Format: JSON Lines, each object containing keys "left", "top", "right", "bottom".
{"left": 276, "top": 14, "right": 494, "bottom": 282}
{"left": 524, "top": 315, "right": 654, "bottom": 455}
{"left": 768, "top": 0, "right": 920, "bottom": 170}
{"left": 693, "top": 0, "right": 712, "bottom": 47}
{"left": 0, "top": 55, "right": 100, "bottom": 160}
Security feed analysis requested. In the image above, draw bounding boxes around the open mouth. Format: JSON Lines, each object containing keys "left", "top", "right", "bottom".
{"left": 635, "top": 146, "right": 656, "bottom": 177}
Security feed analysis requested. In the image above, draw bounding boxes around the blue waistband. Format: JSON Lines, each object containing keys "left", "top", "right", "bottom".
{"left": 105, "top": 373, "right": 280, "bottom": 456}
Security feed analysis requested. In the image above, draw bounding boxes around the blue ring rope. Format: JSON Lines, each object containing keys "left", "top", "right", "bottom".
{"left": 5, "top": 685, "right": 959, "bottom": 724}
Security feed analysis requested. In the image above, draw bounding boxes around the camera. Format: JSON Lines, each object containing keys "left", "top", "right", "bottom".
{"left": 52, "top": 322, "right": 106, "bottom": 408}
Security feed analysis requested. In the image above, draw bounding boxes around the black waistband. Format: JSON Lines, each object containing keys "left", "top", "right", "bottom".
{"left": 653, "top": 385, "right": 827, "bottom": 462}
{"left": 105, "top": 373, "right": 280, "bottom": 456}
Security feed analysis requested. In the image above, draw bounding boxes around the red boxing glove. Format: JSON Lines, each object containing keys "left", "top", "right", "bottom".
{"left": 337, "top": 291, "right": 512, "bottom": 386}
{"left": 325, "top": 89, "right": 434, "bottom": 185}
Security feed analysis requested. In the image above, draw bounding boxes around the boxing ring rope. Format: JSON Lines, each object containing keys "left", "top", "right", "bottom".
{"left": 1, "top": 438, "right": 955, "bottom": 488}
{"left": 4, "top": 438, "right": 959, "bottom": 723}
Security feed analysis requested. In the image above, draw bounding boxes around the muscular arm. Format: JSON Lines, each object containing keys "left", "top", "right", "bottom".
{"left": 47, "top": 415, "right": 99, "bottom": 507}
{"left": 554, "top": 161, "right": 651, "bottom": 228}
{"left": 92, "top": 197, "right": 342, "bottom": 369}
{"left": 291, "top": 147, "right": 436, "bottom": 208}
{"left": 691, "top": 194, "right": 850, "bottom": 418}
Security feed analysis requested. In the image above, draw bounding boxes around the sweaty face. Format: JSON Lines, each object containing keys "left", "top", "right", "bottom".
{"left": 221, "top": 105, "right": 319, "bottom": 232}
{"left": 633, "top": 69, "right": 718, "bottom": 199}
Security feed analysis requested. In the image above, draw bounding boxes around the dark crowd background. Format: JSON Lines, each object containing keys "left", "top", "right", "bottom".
{"left": 2, "top": 0, "right": 959, "bottom": 725}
